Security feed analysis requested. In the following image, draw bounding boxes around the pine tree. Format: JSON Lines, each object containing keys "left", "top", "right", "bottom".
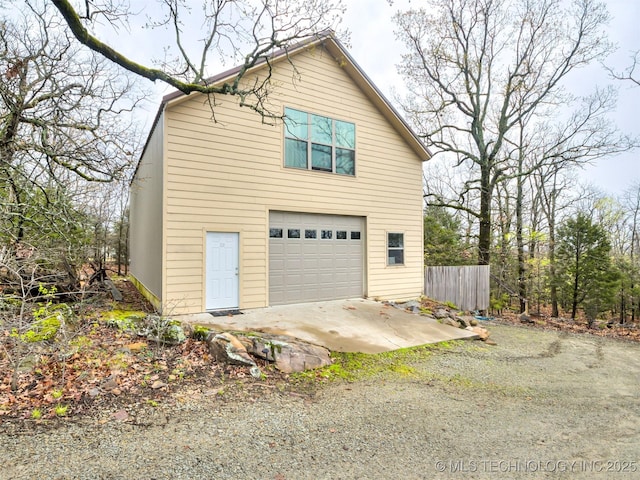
{"left": 556, "top": 213, "right": 619, "bottom": 323}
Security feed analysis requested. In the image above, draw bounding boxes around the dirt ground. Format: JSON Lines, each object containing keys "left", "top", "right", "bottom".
{"left": 2, "top": 321, "right": 639, "bottom": 479}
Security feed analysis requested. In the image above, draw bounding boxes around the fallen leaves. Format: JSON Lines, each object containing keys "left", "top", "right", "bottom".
{"left": 498, "top": 311, "right": 640, "bottom": 341}
{"left": 0, "top": 313, "right": 217, "bottom": 420}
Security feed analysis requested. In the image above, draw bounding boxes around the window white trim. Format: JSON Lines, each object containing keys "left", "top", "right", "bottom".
{"left": 284, "top": 107, "right": 355, "bottom": 176}
{"left": 387, "top": 232, "right": 405, "bottom": 266}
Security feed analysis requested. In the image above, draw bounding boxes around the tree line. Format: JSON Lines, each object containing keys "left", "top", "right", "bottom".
{"left": 397, "top": 0, "right": 638, "bottom": 323}
{"left": 1, "top": 0, "right": 637, "bottom": 326}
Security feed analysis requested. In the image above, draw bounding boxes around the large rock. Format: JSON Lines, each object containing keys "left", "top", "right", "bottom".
{"left": 466, "top": 325, "right": 490, "bottom": 340}
{"left": 440, "top": 317, "right": 461, "bottom": 329}
{"left": 456, "top": 316, "right": 471, "bottom": 328}
{"left": 207, "top": 332, "right": 257, "bottom": 368}
{"left": 433, "top": 308, "right": 450, "bottom": 319}
{"left": 241, "top": 334, "right": 332, "bottom": 374}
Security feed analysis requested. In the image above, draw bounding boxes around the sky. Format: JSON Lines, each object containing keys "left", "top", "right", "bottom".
{"left": 340, "top": 0, "right": 640, "bottom": 194}
{"left": 119, "top": 0, "right": 639, "bottom": 194}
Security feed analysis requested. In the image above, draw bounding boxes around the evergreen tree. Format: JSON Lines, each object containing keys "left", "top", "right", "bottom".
{"left": 556, "top": 213, "right": 619, "bottom": 323}
{"left": 423, "top": 206, "right": 471, "bottom": 266}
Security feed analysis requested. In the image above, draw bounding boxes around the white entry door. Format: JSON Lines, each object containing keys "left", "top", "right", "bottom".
{"left": 206, "top": 232, "right": 239, "bottom": 310}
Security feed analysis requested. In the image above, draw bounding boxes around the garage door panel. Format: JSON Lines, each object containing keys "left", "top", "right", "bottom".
{"left": 269, "top": 211, "right": 364, "bottom": 305}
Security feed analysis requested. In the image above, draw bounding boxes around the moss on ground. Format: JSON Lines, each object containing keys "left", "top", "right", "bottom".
{"left": 293, "top": 341, "right": 459, "bottom": 383}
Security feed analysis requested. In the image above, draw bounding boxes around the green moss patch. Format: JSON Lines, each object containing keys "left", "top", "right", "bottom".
{"left": 102, "top": 310, "right": 148, "bottom": 331}
{"left": 294, "top": 341, "right": 459, "bottom": 383}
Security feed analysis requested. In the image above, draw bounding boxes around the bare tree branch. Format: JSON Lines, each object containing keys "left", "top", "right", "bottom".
{"left": 396, "top": 0, "right": 614, "bottom": 264}
{"left": 49, "top": 0, "right": 346, "bottom": 117}
{"left": 605, "top": 50, "right": 640, "bottom": 87}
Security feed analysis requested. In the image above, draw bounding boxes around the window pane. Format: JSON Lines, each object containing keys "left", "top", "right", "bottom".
{"left": 285, "top": 138, "right": 308, "bottom": 169}
{"left": 336, "top": 148, "right": 355, "bottom": 175}
{"left": 288, "top": 229, "right": 300, "bottom": 238}
{"left": 321, "top": 230, "right": 332, "bottom": 239}
{"left": 335, "top": 120, "right": 355, "bottom": 148}
{"left": 305, "top": 229, "right": 317, "bottom": 239}
{"left": 269, "top": 228, "right": 283, "bottom": 238}
{"left": 388, "top": 233, "right": 404, "bottom": 248}
{"left": 336, "top": 230, "right": 347, "bottom": 239}
{"left": 311, "top": 114, "right": 333, "bottom": 144}
{"left": 311, "top": 143, "right": 332, "bottom": 171}
{"left": 351, "top": 231, "right": 361, "bottom": 240}
{"left": 284, "top": 107, "right": 308, "bottom": 140}
{"left": 388, "top": 249, "right": 404, "bottom": 265}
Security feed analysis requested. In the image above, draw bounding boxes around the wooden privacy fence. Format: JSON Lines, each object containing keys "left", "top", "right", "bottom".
{"left": 424, "top": 265, "right": 490, "bottom": 311}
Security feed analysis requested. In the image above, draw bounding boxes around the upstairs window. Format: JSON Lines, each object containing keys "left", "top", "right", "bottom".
{"left": 284, "top": 107, "right": 355, "bottom": 176}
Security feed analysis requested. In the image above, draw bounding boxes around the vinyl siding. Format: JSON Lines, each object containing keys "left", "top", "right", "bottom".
{"left": 163, "top": 45, "right": 424, "bottom": 314}
{"left": 129, "top": 113, "right": 164, "bottom": 307}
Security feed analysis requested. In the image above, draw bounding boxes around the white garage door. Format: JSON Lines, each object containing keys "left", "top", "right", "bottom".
{"left": 269, "top": 211, "right": 364, "bottom": 305}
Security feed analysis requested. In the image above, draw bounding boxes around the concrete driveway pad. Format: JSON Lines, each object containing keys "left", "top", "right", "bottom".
{"left": 178, "top": 299, "right": 478, "bottom": 353}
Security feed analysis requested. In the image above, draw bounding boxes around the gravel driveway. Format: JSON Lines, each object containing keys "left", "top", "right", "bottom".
{"left": 2, "top": 322, "right": 640, "bottom": 479}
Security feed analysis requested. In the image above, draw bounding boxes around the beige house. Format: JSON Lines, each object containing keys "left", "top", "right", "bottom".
{"left": 129, "top": 32, "right": 430, "bottom": 315}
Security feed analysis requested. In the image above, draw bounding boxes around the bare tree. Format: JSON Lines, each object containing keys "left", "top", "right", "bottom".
{"left": 0, "top": 6, "right": 145, "bottom": 251}
{"left": 49, "top": 0, "right": 346, "bottom": 118}
{"left": 395, "top": 0, "right": 613, "bottom": 265}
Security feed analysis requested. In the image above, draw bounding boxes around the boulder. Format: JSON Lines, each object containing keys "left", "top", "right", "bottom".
{"left": 433, "top": 308, "right": 450, "bottom": 319}
{"left": 207, "top": 332, "right": 258, "bottom": 368}
{"left": 241, "top": 334, "right": 332, "bottom": 374}
{"left": 399, "top": 300, "right": 421, "bottom": 313}
{"left": 466, "top": 325, "right": 490, "bottom": 340}
{"left": 456, "top": 316, "right": 471, "bottom": 328}
{"left": 440, "top": 317, "right": 461, "bottom": 329}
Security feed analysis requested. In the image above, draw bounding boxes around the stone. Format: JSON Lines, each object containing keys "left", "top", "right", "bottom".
{"left": 207, "top": 332, "right": 258, "bottom": 368}
{"left": 456, "top": 316, "right": 470, "bottom": 328}
{"left": 274, "top": 342, "right": 332, "bottom": 374}
{"left": 402, "top": 300, "right": 422, "bottom": 309}
{"left": 433, "top": 308, "right": 450, "bottom": 319}
{"left": 151, "top": 380, "right": 167, "bottom": 389}
{"left": 469, "top": 318, "right": 479, "bottom": 326}
{"left": 520, "top": 313, "right": 534, "bottom": 324}
{"left": 111, "top": 409, "right": 129, "bottom": 422}
{"left": 466, "top": 325, "right": 490, "bottom": 340}
{"left": 241, "top": 334, "right": 332, "bottom": 374}
{"left": 440, "top": 317, "right": 461, "bottom": 329}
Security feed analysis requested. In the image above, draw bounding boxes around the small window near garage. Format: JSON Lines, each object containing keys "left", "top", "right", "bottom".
{"left": 269, "top": 228, "right": 283, "bottom": 238}
{"left": 387, "top": 232, "right": 404, "bottom": 265}
{"left": 350, "top": 231, "right": 361, "bottom": 240}
{"left": 321, "top": 229, "right": 333, "bottom": 239}
{"left": 305, "top": 229, "right": 317, "bottom": 239}
{"left": 288, "top": 229, "right": 300, "bottom": 239}
{"left": 336, "top": 230, "right": 347, "bottom": 239}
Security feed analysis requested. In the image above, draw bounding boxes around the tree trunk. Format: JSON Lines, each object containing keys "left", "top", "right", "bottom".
{"left": 117, "top": 219, "right": 123, "bottom": 276}
{"left": 549, "top": 217, "right": 559, "bottom": 317}
{"left": 478, "top": 167, "right": 492, "bottom": 265}
{"left": 515, "top": 145, "right": 526, "bottom": 314}
{"left": 571, "top": 250, "right": 580, "bottom": 319}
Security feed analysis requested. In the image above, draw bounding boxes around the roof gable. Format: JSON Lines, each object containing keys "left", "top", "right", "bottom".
{"left": 161, "top": 32, "right": 431, "bottom": 161}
